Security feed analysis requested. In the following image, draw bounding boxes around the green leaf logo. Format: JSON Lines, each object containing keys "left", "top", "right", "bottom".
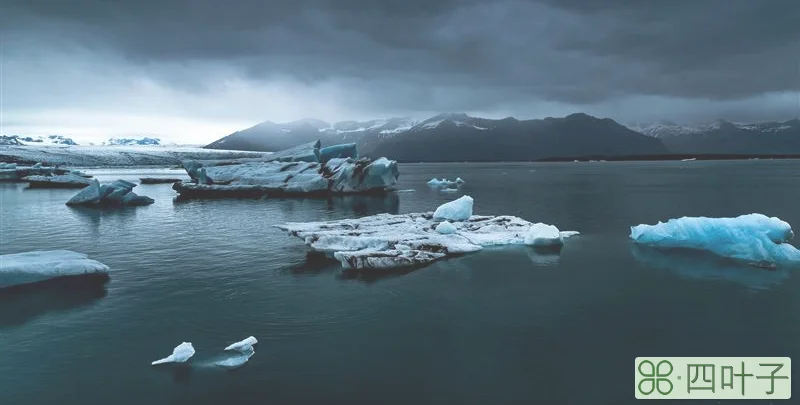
{"left": 638, "top": 360, "right": 674, "bottom": 396}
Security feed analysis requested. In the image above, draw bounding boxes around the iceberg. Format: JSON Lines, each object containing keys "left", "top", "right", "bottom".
{"left": 66, "top": 179, "right": 155, "bottom": 207}
{"left": 630, "top": 214, "right": 800, "bottom": 267}
{"left": 173, "top": 142, "right": 399, "bottom": 198}
{"left": 433, "top": 195, "right": 473, "bottom": 221}
{"left": 276, "top": 197, "right": 578, "bottom": 270}
{"left": 224, "top": 336, "right": 258, "bottom": 352}
{"left": 0, "top": 250, "right": 110, "bottom": 289}
{"left": 151, "top": 342, "right": 195, "bottom": 366}
{"left": 427, "top": 177, "right": 465, "bottom": 188}
{"left": 24, "top": 173, "right": 93, "bottom": 189}
{"left": 524, "top": 223, "right": 568, "bottom": 247}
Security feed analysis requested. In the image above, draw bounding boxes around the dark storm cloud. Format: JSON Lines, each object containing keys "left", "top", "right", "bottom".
{"left": 2, "top": 0, "right": 799, "bottom": 120}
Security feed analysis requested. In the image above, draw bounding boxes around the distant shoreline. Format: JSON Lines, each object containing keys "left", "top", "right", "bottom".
{"left": 387, "top": 154, "right": 800, "bottom": 163}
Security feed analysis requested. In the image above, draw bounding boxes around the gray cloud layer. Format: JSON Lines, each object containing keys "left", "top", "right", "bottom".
{"left": 2, "top": 0, "right": 799, "bottom": 139}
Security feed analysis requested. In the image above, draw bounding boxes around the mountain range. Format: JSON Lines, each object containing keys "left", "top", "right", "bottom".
{"left": 205, "top": 113, "right": 670, "bottom": 161}
{"left": 205, "top": 113, "right": 800, "bottom": 161}
{"left": 628, "top": 119, "right": 800, "bottom": 154}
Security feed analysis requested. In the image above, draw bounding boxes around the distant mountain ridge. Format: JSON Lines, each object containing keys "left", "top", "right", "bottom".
{"left": 205, "top": 112, "right": 669, "bottom": 161}
{"left": 0, "top": 135, "right": 78, "bottom": 146}
{"left": 627, "top": 118, "right": 800, "bottom": 154}
{"left": 105, "top": 137, "right": 161, "bottom": 146}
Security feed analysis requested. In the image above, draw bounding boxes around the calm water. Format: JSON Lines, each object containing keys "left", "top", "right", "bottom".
{"left": 2, "top": 161, "right": 800, "bottom": 404}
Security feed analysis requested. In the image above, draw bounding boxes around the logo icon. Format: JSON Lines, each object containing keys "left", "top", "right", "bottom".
{"left": 637, "top": 359, "right": 674, "bottom": 396}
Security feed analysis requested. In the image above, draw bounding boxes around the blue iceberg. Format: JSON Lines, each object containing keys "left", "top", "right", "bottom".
{"left": 630, "top": 214, "right": 800, "bottom": 267}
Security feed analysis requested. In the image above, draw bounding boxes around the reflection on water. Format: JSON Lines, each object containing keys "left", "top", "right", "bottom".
{"left": 152, "top": 364, "right": 193, "bottom": 384}
{"left": 630, "top": 244, "right": 791, "bottom": 291}
{"left": 173, "top": 193, "right": 400, "bottom": 217}
{"left": 0, "top": 275, "right": 109, "bottom": 328}
{"left": 527, "top": 246, "right": 562, "bottom": 267}
{"left": 338, "top": 266, "right": 421, "bottom": 284}
{"left": 68, "top": 206, "right": 141, "bottom": 234}
{"left": 325, "top": 194, "right": 400, "bottom": 216}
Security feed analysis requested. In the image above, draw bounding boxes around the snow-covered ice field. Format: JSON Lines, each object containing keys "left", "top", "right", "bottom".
{"left": 0, "top": 144, "right": 270, "bottom": 167}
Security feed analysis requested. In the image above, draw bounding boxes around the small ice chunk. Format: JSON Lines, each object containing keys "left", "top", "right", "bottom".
{"left": 427, "top": 177, "right": 464, "bottom": 188}
{"left": 435, "top": 221, "right": 458, "bottom": 235}
{"left": 441, "top": 188, "right": 458, "bottom": 193}
{"left": 224, "top": 336, "right": 258, "bottom": 352}
{"left": 433, "top": 195, "right": 473, "bottom": 221}
{"left": 151, "top": 342, "right": 195, "bottom": 365}
{"left": 524, "top": 223, "right": 564, "bottom": 246}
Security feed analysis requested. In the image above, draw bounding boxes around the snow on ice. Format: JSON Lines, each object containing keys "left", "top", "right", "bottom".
{"left": 276, "top": 196, "right": 578, "bottom": 270}
{"left": 0, "top": 250, "right": 110, "bottom": 289}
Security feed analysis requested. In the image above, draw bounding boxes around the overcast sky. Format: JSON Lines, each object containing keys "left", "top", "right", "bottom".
{"left": 2, "top": 0, "right": 799, "bottom": 143}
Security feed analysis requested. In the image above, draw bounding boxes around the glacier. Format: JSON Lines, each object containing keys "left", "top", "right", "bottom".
{"left": 0, "top": 145, "right": 270, "bottom": 167}
{"left": 630, "top": 214, "right": 800, "bottom": 267}
{"left": 151, "top": 342, "right": 195, "bottom": 365}
{"left": 275, "top": 196, "right": 578, "bottom": 270}
{"left": 173, "top": 140, "right": 399, "bottom": 198}
{"left": 66, "top": 179, "right": 155, "bottom": 207}
{"left": 0, "top": 250, "right": 110, "bottom": 289}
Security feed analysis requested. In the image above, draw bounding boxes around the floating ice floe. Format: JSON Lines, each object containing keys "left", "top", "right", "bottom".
{"left": 427, "top": 177, "right": 465, "bottom": 188}
{"left": 0, "top": 250, "right": 110, "bottom": 289}
{"left": 172, "top": 140, "right": 399, "bottom": 198}
{"left": 276, "top": 195, "right": 578, "bottom": 269}
{"left": 139, "top": 177, "right": 183, "bottom": 184}
{"left": 0, "top": 161, "right": 76, "bottom": 182}
{"left": 630, "top": 213, "right": 800, "bottom": 267}
{"left": 152, "top": 342, "right": 196, "bottom": 365}
{"left": 66, "top": 179, "right": 155, "bottom": 207}
{"left": 224, "top": 336, "right": 258, "bottom": 352}
{"left": 24, "top": 173, "right": 93, "bottom": 188}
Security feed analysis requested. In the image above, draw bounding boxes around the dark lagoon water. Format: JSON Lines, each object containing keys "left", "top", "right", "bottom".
{"left": 2, "top": 161, "right": 800, "bottom": 404}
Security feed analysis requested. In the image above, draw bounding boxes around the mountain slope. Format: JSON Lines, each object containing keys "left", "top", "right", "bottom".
{"left": 629, "top": 119, "right": 800, "bottom": 154}
{"left": 204, "top": 117, "right": 418, "bottom": 153}
{"left": 205, "top": 113, "right": 667, "bottom": 161}
{"left": 368, "top": 113, "right": 668, "bottom": 161}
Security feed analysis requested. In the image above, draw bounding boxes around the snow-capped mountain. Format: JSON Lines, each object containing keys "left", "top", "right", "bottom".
{"left": 627, "top": 118, "right": 800, "bottom": 154}
{"left": 205, "top": 112, "right": 668, "bottom": 161}
{"left": 205, "top": 117, "right": 419, "bottom": 153}
{"left": 628, "top": 119, "right": 798, "bottom": 138}
{"left": 0, "top": 135, "right": 79, "bottom": 146}
{"left": 105, "top": 137, "right": 161, "bottom": 146}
